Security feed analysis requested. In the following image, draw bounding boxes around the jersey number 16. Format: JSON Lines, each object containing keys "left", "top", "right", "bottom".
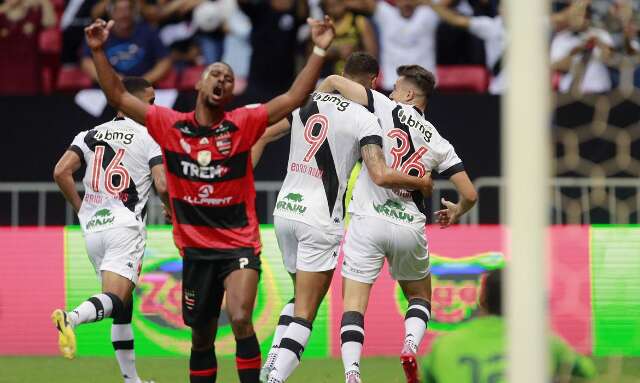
{"left": 91, "top": 145, "right": 131, "bottom": 195}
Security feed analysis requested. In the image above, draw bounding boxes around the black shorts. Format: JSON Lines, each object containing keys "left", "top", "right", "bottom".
{"left": 182, "top": 254, "right": 261, "bottom": 327}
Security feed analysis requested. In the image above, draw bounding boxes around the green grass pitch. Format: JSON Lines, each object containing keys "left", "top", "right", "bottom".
{"left": 1, "top": 356, "right": 639, "bottom": 382}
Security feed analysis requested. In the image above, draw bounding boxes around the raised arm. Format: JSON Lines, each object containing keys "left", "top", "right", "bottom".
{"left": 84, "top": 19, "right": 149, "bottom": 125}
{"left": 264, "top": 17, "right": 335, "bottom": 125}
{"left": 361, "top": 144, "right": 432, "bottom": 196}
{"left": 434, "top": 171, "right": 477, "bottom": 228}
{"left": 53, "top": 151, "right": 83, "bottom": 214}
{"left": 422, "top": 0, "right": 470, "bottom": 29}
{"left": 317, "top": 75, "right": 369, "bottom": 106}
{"left": 251, "top": 118, "right": 292, "bottom": 168}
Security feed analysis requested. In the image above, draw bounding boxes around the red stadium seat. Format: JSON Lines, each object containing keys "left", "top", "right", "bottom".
{"left": 57, "top": 66, "right": 92, "bottom": 91}
{"left": 156, "top": 68, "right": 178, "bottom": 89}
{"left": 39, "top": 28, "right": 62, "bottom": 55}
{"left": 178, "top": 65, "right": 205, "bottom": 91}
{"left": 436, "top": 65, "right": 489, "bottom": 93}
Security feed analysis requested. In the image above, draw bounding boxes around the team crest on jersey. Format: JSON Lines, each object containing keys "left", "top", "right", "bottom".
{"left": 197, "top": 150, "right": 212, "bottom": 166}
{"left": 212, "top": 121, "right": 237, "bottom": 156}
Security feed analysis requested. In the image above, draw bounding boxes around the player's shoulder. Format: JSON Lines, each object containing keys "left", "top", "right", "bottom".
{"left": 311, "top": 91, "right": 365, "bottom": 114}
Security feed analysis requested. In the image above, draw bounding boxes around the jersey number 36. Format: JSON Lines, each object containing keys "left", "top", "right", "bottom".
{"left": 387, "top": 129, "right": 428, "bottom": 177}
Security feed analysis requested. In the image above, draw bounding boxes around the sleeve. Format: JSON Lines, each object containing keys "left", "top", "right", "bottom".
{"left": 147, "top": 136, "right": 163, "bottom": 169}
{"left": 69, "top": 131, "right": 88, "bottom": 166}
{"left": 468, "top": 16, "right": 496, "bottom": 40}
{"left": 358, "top": 112, "right": 383, "bottom": 148}
{"left": 145, "top": 105, "right": 177, "bottom": 145}
{"left": 240, "top": 103, "right": 269, "bottom": 146}
{"left": 373, "top": 0, "right": 393, "bottom": 24}
{"left": 436, "top": 138, "right": 465, "bottom": 177}
{"left": 550, "top": 33, "right": 572, "bottom": 62}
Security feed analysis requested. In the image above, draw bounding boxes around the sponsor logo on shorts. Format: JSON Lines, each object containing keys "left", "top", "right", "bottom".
{"left": 373, "top": 199, "right": 414, "bottom": 223}
{"left": 275, "top": 192, "right": 307, "bottom": 215}
{"left": 184, "top": 289, "right": 196, "bottom": 311}
{"left": 86, "top": 208, "right": 115, "bottom": 230}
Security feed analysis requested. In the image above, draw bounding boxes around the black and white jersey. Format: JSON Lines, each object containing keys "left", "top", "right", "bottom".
{"left": 69, "top": 117, "right": 162, "bottom": 233}
{"left": 273, "top": 92, "right": 382, "bottom": 234}
{"left": 349, "top": 89, "right": 464, "bottom": 228}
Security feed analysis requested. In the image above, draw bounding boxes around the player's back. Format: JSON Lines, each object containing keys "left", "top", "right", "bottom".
{"left": 70, "top": 117, "right": 162, "bottom": 233}
{"left": 274, "top": 92, "right": 381, "bottom": 233}
{"left": 350, "top": 89, "right": 464, "bottom": 227}
{"left": 423, "top": 316, "right": 505, "bottom": 383}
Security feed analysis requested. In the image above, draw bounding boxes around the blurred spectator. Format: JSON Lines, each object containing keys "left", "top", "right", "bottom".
{"left": 435, "top": 0, "right": 489, "bottom": 66}
{"left": 551, "top": 2, "right": 613, "bottom": 94}
{"left": 422, "top": 269, "right": 597, "bottom": 383}
{"left": 0, "top": 0, "right": 56, "bottom": 94}
{"left": 237, "top": 0, "right": 309, "bottom": 102}
{"left": 139, "top": 0, "right": 236, "bottom": 66}
{"left": 60, "top": 0, "right": 101, "bottom": 64}
{"left": 320, "top": 0, "right": 377, "bottom": 76}
{"left": 80, "top": 0, "right": 172, "bottom": 84}
{"left": 426, "top": 0, "right": 504, "bottom": 94}
{"left": 346, "top": 0, "right": 439, "bottom": 92}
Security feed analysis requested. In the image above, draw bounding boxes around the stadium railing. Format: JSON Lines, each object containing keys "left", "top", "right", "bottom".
{"left": 1, "top": 177, "right": 639, "bottom": 226}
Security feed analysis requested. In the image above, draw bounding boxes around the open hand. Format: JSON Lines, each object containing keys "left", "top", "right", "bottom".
{"left": 84, "top": 19, "right": 114, "bottom": 51}
{"left": 309, "top": 16, "right": 335, "bottom": 50}
{"left": 434, "top": 198, "right": 460, "bottom": 228}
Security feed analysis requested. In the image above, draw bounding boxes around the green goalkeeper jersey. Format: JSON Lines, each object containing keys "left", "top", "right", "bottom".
{"left": 423, "top": 316, "right": 597, "bottom": 383}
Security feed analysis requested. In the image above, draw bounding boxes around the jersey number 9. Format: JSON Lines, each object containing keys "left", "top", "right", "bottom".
{"left": 303, "top": 114, "right": 329, "bottom": 162}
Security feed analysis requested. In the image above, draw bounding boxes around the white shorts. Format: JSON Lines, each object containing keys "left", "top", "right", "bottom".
{"left": 341, "top": 215, "right": 430, "bottom": 284}
{"left": 84, "top": 226, "right": 146, "bottom": 285}
{"left": 274, "top": 216, "right": 342, "bottom": 274}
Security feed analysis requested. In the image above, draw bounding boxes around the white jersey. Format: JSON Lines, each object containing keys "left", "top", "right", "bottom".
{"left": 69, "top": 117, "right": 163, "bottom": 233}
{"left": 274, "top": 92, "right": 382, "bottom": 234}
{"left": 349, "top": 89, "right": 464, "bottom": 228}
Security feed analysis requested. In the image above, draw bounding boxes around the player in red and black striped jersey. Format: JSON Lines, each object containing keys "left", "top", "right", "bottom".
{"left": 85, "top": 16, "right": 336, "bottom": 383}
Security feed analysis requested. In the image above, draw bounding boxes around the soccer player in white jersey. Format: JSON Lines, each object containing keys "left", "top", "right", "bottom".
{"left": 318, "top": 62, "right": 478, "bottom": 383}
{"left": 51, "top": 77, "right": 168, "bottom": 383}
{"left": 252, "top": 54, "right": 432, "bottom": 383}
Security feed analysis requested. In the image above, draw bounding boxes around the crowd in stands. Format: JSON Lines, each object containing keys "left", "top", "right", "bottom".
{"left": 1, "top": 0, "right": 639, "bottom": 96}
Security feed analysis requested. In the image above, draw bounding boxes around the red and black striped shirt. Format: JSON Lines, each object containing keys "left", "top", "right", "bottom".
{"left": 146, "top": 104, "right": 268, "bottom": 259}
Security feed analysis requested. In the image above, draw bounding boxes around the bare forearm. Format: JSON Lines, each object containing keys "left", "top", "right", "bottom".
{"left": 91, "top": 48, "right": 127, "bottom": 106}
{"left": 318, "top": 75, "right": 368, "bottom": 105}
{"left": 144, "top": 58, "right": 172, "bottom": 84}
{"left": 378, "top": 168, "right": 425, "bottom": 191}
{"left": 55, "top": 174, "right": 82, "bottom": 213}
{"left": 81, "top": 58, "right": 99, "bottom": 82}
{"left": 288, "top": 53, "right": 324, "bottom": 104}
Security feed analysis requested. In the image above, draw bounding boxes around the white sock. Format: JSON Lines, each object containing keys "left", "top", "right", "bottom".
{"left": 270, "top": 317, "right": 312, "bottom": 381}
{"left": 404, "top": 298, "right": 431, "bottom": 353}
{"left": 265, "top": 298, "right": 295, "bottom": 370}
{"left": 68, "top": 293, "right": 119, "bottom": 327}
{"left": 112, "top": 323, "right": 139, "bottom": 383}
{"left": 340, "top": 311, "right": 365, "bottom": 377}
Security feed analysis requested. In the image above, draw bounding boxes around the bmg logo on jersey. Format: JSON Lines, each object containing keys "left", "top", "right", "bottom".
{"left": 395, "top": 108, "right": 433, "bottom": 143}
{"left": 94, "top": 129, "right": 136, "bottom": 144}
{"left": 312, "top": 92, "right": 351, "bottom": 111}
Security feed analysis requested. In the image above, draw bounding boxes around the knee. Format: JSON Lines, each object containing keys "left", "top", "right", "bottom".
{"left": 191, "top": 328, "right": 215, "bottom": 351}
{"left": 229, "top": 312, "right": 254, "bottom": 337}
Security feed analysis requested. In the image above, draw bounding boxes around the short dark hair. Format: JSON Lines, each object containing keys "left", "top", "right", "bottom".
{"left": 123, "top": 77, "right": 152, "bottom": 95}
{"left": 483, "top": 269, "right": 502, "bottom": 315}
{"left": 396, "top": 65, "right": 436, "bottom": 99}
{"left": 344, "top": 52, "right": 379, "bottom": 78}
